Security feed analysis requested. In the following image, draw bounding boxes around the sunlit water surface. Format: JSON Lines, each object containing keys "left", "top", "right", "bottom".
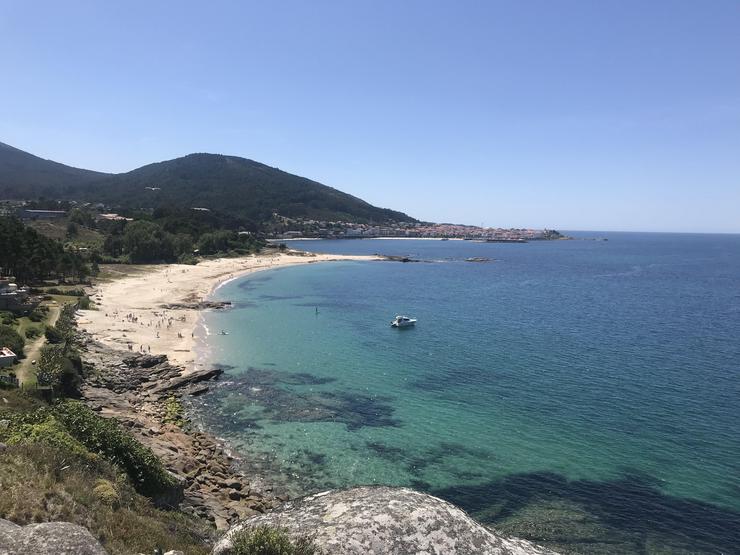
{"left": 190, "top": 234, "right": 740, "bottom": 553}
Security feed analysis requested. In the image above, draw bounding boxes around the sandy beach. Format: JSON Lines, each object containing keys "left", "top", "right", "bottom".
{"left": 78, "top": 251, "right": 378, "bottom": 369}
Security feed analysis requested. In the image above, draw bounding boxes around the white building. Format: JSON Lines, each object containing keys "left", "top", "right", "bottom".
{"left": 0, "top": 347, "right": 17, "bottom": 368}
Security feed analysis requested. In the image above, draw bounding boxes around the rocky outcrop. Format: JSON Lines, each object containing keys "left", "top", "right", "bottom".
{"left": 148, "top": 366, "right": 224, "bottom": 397}
{"left": 86, "top": 349, "right": 223, "bottom": 397}
{"left": 159, "top": 300, "right": 232, "bottom": 310}
{"left": 213, "top": 486, "right": 558, "bottom": 555}
{"left": 78, "top": 334, "right": 278, "bottom": 529}
{"left": 0, "top": 519, "right": 107, "bottom": 555}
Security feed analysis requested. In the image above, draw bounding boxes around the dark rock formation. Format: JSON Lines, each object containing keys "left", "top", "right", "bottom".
{"left": 381, "top": 255, "right": 419, "bottom": 263}
{"left": 160, "top": 301, "right": 232, "bottom": 310}
{"left": 213, "top": 486, "right": 558, "bottom": 555}
{"left": 83, "top": 343, "right": 222, "bottom": 398}
{"left": 148, "top": 366, "right": 224, "bottom": 397}
{"left": 0, "top": 519, "right": 107, "bottom": 555}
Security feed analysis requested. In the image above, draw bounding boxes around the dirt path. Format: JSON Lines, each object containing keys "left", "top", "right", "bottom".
{"left": 17, "top": 304, "right": 60, "bottom": 386}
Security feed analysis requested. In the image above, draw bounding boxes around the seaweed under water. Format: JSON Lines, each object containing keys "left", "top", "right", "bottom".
{"left": 432, "top": 470, "right": 740, "bottom": 554}
{"left": 193, "top": 367, "right": 399, "bottom": 432}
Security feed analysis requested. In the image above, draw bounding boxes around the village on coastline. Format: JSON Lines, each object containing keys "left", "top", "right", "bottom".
{"left": 268, "top": 214, "right": 568, "bottom": 242}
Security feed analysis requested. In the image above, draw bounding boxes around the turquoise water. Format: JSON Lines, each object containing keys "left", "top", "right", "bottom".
{"left": 192, "top": 234, "right": 740, "bottom": 553}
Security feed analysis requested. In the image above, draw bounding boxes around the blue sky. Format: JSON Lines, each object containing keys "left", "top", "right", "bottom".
{"left": 1, "top": 1, "right": 739, "bottom": 232}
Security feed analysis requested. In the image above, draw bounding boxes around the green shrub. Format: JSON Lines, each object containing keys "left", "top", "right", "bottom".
{"left": 44, "top": 287, "right": 86, "bottom": 297}
{"left": 230, "top": 526, "right": 321, "bottom": 555}
{"left": 0, "top": 401, "right": 177, "bottom": 499}
{"left": 177, "top": 253, "right": 199, "bottom": 265}
{"left": 0, "top": 324, "right": 24, "bottom": 356}
{"left": 92, "top": 478, "right": 121, "bottom": 507}
{"left": 51, "top": 401, "right": 178, "bottom": 497}
{"left": 163, "top": 396, "right": 187, "bottom": 427}
{"left": 44, "top": 325, "right": 64, "bottom": 344}
{"left": 77, "top": 295, "right": 92, "bottom": 310}
{"left": 25, "top": 327, "right": 41, "bottom": 339}
{"left": 0, "top": 311, "right": 16, "bottom": 325}
{"left": 3, "top": 413, "right": 91, "bottom": 457}
{"left": 36, "top": 343, "right": 68, "bottom": 387}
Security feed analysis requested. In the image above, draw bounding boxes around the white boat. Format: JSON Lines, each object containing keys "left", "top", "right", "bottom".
{"left": 390, "top": 315, "right": 417, "bottom": 328}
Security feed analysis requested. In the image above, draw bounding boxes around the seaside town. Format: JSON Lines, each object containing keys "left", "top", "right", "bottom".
{"left": 267, "top": 214, "right": 567, "bottom": 242}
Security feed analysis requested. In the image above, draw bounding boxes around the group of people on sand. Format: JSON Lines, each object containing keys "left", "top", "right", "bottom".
{"left": 104, "top": 307, "right": 192, "bottom": 354}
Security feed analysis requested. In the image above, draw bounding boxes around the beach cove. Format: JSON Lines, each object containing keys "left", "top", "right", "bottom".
{"left": 79, "top": 251, "right": 380, "bottom": 368}
{"left": 73, "top": 250, "right": 381, "bottom": 529}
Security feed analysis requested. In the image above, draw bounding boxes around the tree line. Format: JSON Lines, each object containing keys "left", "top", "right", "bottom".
{"left": 101, "top": 207, "right": 263, "bottom": 263}
{"left": 0, "top": 217, "right": 91, "bottom": 284}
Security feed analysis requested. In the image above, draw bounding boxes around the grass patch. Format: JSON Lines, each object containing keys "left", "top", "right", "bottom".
{"left": 0, "top": 443, "right": 213, "bottom": 555}
{"left": 163, "top": 396, "right": 187, "bottom": 427}
{"left": 27, "top": 218, "right": 105, "bottom": 249}
{"left": 95, "top": 264, "right": 158, "bottom": 283}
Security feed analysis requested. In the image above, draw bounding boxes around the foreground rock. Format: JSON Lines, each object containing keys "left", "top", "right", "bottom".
{"left": 0, "top": 519, "right": 107, "bottom": 555}
{"left": 214, "top": 486, "right": 557, "bottom": 555}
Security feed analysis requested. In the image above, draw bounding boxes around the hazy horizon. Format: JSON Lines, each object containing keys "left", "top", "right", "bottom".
{"left": 1, "top": 1, "right": 739, "bottom": 233}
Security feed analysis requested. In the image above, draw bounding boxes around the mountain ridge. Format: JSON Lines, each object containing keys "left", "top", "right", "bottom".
{"left": 0, "top": 141, "right": 110, "bottom": 198}
{"left": 0, "top": 142, "right": 414, "bottom": 224}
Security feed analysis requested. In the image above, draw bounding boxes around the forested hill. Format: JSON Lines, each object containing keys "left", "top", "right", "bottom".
{"left": 0, "top": 143, "right": 414, "bottom": 224}
{"left": 0, "top": 142, "right": 110, "bottom": 198}
{"left": 83, "top": 153, "right": 413, "bottom": 223}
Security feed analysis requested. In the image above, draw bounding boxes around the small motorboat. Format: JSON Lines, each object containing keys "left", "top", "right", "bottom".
{"left": 219, "top": 330, "right": 229, "bottom": 335}
{"left": 390, "top": 315, "right": 417, "bottom": 328}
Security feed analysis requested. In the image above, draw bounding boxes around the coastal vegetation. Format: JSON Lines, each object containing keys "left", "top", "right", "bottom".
{"left": 3, "top": 400, "right": 178, "bottom": 498}
{"left": 229, "top": 526, "right": 321, "bottom": 555}
{"left": 0, "top": 217, "right": 91, "bottom": 284}
{"left": 0, "top": 440, "right": 212, "bottom": 554}
{"left": 0, "top": 390, "right": 213, "bottom": 554}
{"left": 35, "top": 303, "right": 85, "bottom": 395}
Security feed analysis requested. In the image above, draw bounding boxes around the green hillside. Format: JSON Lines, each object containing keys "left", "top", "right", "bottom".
{"left": 0, "top": 143, "right": 414, "bottom": 224}
{"left": 0, "top": 142, "right": 109, "bottom": 198}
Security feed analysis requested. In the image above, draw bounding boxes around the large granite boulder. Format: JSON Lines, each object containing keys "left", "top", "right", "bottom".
{"left": 213, "top": 486, "right": 557, "bottom": 555}
{"left": 0, "top": 519, "right": 107, "bottom": 555}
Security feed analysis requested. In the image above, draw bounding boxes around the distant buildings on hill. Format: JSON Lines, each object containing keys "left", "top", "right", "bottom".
{"left": 269, "top": 215, "right": 566, "bottom": 242}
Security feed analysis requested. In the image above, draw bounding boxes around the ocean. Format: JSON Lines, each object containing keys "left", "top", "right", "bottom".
{"left": 190, "top": 233, "right": 740, "bottom": 553}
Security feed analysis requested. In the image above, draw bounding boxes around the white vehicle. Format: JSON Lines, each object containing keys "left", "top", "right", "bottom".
{"left": 390, "top": 315, "right": 417, "bottom": 328}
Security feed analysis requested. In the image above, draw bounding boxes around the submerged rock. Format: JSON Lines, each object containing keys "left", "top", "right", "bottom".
{"left": 213, "top": 486, "right": 557, "bottom": 555}
{"left": 0, "top": 519, "right": 107, "bottom": 555}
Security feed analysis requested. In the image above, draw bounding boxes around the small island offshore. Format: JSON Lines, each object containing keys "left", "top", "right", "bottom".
{"left": 0, "top": 143, "right": 561, "bottom": 554}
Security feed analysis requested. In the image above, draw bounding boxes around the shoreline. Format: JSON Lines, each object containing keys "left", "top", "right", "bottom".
{"left": 79, "top": 251, "right": 380, "bottom": 369}
{"left": 73, "top": 250, "right": 381, "bottom": 529}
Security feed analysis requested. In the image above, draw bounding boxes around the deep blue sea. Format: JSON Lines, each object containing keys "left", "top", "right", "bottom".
{"left": 191, "top": 233, "right": 740, "bottom": 553}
